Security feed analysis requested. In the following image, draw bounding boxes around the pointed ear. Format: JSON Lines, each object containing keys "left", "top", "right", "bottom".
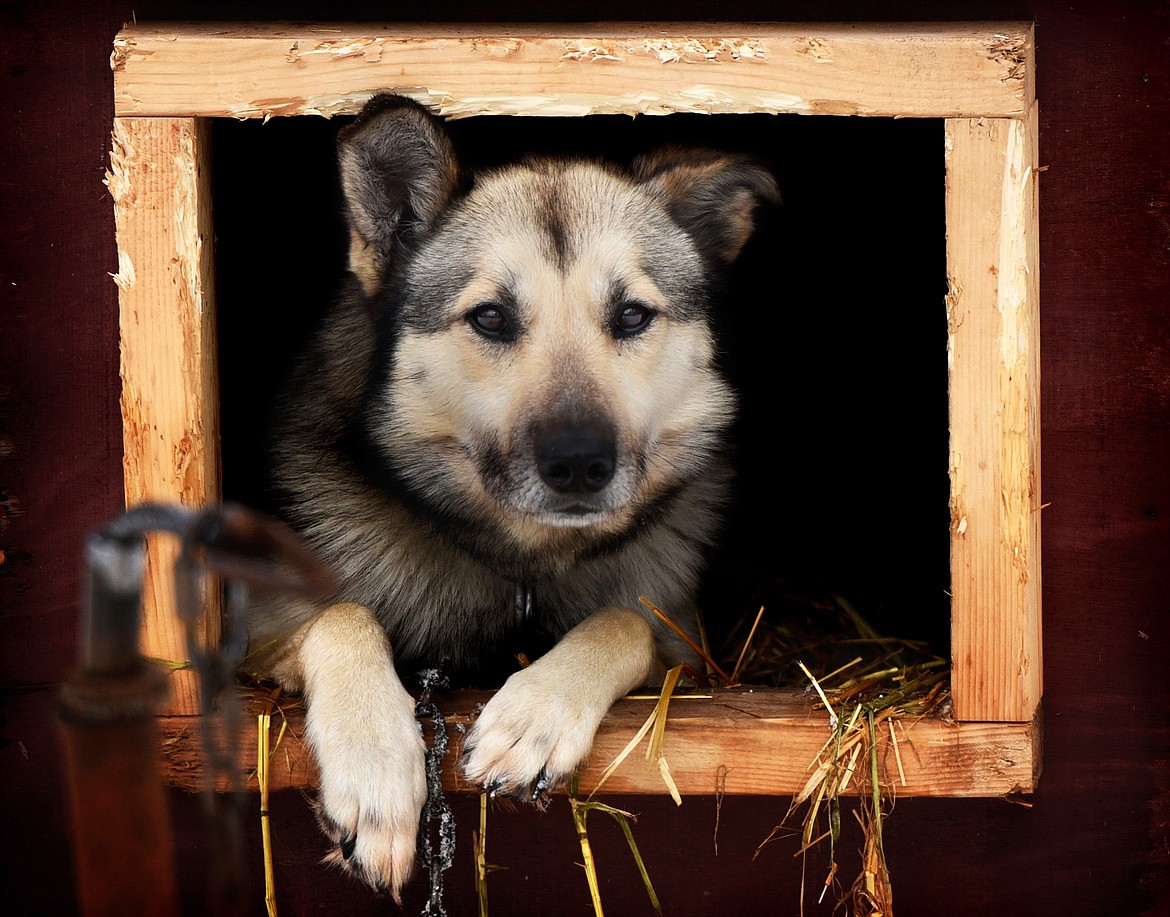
{"left": 337, "top": 94, "right": 461, "bottom": 295}
{"left": 633, "top": 148, "right": 780, "bottom": 265}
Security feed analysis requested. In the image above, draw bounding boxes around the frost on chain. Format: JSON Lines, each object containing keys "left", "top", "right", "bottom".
{"left": 416, "top": 667, "right": 454, "bottom": 917}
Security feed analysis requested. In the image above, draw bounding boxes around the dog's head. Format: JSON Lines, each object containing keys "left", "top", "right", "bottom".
{"left": 341, "top": 95, "right": 777, "bottom": 551}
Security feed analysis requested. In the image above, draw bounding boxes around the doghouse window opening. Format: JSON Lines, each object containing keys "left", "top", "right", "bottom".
{"left": 111, "top": 21, "right": 1042, "bottom": 799}
{"left": 213, "top": 112, "right": 953, "bottom": 673}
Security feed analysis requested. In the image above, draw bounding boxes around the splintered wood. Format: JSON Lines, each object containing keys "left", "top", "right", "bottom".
{"left": 109, "top": 117, "right": 221, "bottom": 714}
{"left": 111, "top": 22, "right": 1032, "bottom": 121}
{"left": 945, "top": 109, "right": 1042, "bottom": 723}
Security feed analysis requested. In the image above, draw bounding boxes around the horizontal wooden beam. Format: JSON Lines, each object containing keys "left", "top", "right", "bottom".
{"left": 112, "top": 21, "right": 1032, "bottom": 120}
{"left": 160, "top": 688, "right": 1040, "bottom": 799}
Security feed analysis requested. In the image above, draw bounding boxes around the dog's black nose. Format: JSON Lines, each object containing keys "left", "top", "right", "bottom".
{"left": 537, "top": 432, "right": 616, "bottom": 493}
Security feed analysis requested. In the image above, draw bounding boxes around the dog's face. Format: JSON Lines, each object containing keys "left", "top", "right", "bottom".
{"left": 341, "top": 97, "right": 777, "bottom": 552}
{"left": 376, "top": 161, "right": 739, "bottom": 541}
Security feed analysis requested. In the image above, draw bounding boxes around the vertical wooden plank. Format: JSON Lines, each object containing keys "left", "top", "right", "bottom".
{"left": 107, "top": 117, "right": 220, "bottom": 714}
{"left": 946, "top": 109, "right": 1042, "bottom": 722}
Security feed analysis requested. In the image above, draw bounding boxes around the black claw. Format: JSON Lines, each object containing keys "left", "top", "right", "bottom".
{"left": 340, "top": 833, "right": 357, "bottom": 860}
{"left": 531, "top": 769, "right": 555, "bottom": 810}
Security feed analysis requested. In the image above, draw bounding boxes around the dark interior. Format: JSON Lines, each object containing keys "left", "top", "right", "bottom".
{"left": 213, "top": 112, "right": 951, "bottom": 671}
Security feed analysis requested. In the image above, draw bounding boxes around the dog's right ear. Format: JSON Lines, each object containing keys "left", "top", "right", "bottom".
{"left": 337, "top": 95, "right": 460, "bottom": 296}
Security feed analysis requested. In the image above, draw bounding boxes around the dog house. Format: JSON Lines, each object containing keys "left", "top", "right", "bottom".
{"left": 109, "top": 21, "right": 1041, "bottom": 798}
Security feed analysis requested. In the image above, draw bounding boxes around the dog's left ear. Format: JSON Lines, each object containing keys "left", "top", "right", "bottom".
{"left": 338, "top": 94, "right": 461, "bottom": 295}
{"left": 633, "top": 149, "right": 780, "bottom": 265}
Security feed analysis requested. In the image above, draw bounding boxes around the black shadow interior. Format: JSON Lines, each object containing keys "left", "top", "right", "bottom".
{"left": 213, "top": 112, "right": 950, "bottom": 673}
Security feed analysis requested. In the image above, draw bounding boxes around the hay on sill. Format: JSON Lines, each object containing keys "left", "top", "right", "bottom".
{"left": 564, "top": 657, "right": 690, "bottom": 917}
{"left": 716, "top": 586, "right": 946, "bottom": 692}
{"left": 235, "top": 587, "right": 947, "bottom": 917}
{"left": 639, "top": 596, "right": 731, "bottom": 686}
{"left": 737, "top": 592, "right": 950, "bottom": 917}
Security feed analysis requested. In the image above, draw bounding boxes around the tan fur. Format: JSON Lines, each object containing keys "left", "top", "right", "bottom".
{"left": 297, "top": 603, "right": 427, "bottom": 901}
{"left": 346, "top": 228, "right": 381, "bottom": 297}
{"left": 461, "top": 607, "right": 656, "bottom": 793}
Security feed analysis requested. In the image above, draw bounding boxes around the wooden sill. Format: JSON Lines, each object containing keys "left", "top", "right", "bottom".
{"left": 158, "top": 687, "right": 1041, "bottom": 799}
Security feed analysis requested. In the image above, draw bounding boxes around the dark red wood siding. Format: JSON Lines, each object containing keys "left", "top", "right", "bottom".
{"left": 2, "top": 2, "right": 1166, "bottom": 915}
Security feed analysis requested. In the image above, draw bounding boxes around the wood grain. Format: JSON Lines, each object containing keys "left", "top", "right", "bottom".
{"left": 111, "top": 21, "right": 1033, "bottom": 120}
{"left": 159, "top": 688, "right": 1040, "bottom": 799}
{"left": 109, "top": 117, "right": 221, "bottom": 714}
{"left": 945, "top": 111, "right": 1043, "bottom": 723}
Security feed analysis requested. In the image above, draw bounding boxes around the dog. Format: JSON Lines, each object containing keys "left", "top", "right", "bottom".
{"left": 246, "top": 94, "right": 777, "bottom": 899}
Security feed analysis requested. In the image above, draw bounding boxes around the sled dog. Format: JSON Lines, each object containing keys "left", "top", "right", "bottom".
{"left": 248, "top": 94, "right": 777, "bottom": 897}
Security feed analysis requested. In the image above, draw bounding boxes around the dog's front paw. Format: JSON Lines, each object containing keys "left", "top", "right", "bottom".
{"left": 460, "top": 607, "right": 656, "bottom": 804}
{"left": 312, "top": 715, "right": 428, "bottom": 899}
{"left": 460, "top": 661, "right": 605, "bottom": 805}
{"left": 299, "top": 602, "right": 429, "bottom": 900}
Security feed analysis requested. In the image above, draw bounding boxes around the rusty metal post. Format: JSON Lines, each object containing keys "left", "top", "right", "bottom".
{"left": 58, "top": 533, "right": 179, "bottom": 916}
{"left": 58, "top": 504, "right": 337, "bottom": 915}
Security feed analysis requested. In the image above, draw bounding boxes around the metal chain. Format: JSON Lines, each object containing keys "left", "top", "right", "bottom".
{"left": 415, "top": 667, "right": 455, "bottom": 917}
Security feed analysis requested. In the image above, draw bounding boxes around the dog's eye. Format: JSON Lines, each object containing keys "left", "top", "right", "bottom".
{"left": 467, "top": 303, "right": 514, "bottom": 340}
{"left": 612, "top": 302, "right": 655, "bottom": 338}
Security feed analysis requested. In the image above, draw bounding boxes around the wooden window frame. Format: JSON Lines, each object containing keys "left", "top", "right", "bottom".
{"left": 110, "top": 21, "right": 1041, "bottom": 798}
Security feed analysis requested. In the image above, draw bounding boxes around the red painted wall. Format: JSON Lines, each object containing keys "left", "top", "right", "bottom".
{"left": 2, "top": 3, "right": 1166, "bottom": 914}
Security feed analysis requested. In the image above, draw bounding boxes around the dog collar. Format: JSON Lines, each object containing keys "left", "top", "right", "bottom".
{"left": 513, "top": 581, "right": 535, "bottom": 629}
